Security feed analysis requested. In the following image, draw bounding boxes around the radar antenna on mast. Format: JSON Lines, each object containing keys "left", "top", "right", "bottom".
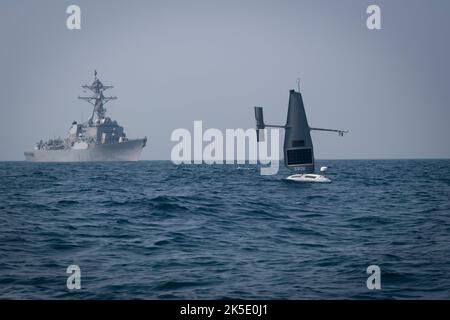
{"left": 78, "top": 71, "right": 117, "bottom": 122}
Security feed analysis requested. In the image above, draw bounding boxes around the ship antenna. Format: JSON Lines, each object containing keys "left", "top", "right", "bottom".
{"left": 94, "top": 70, "right": 98, "bottom": 80}
{"left": 296, "top": 78, "right": 300, "bottom": 92}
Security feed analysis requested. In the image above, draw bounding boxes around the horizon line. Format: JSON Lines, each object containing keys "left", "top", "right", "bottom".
{"left": 1, "top": 157, "right": 450, "bottom": 162}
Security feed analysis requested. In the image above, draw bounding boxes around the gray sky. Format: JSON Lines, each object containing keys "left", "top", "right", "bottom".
{"left": 1, "top": 0, "right": 449, "bottom": 160}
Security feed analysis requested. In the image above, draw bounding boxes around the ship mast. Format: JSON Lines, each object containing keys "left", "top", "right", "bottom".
{"left": 78, "top": 70, "right": 117, "bottom": 123}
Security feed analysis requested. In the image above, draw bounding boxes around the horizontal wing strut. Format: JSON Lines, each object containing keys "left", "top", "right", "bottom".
{"left": 309, "top": 127, "right": 348, "bottom": 136}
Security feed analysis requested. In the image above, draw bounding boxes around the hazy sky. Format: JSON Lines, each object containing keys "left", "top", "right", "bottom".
{"left": 1, "top": 0, "right": 449, "bottom": 160}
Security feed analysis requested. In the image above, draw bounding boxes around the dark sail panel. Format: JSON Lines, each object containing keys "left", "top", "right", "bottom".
{"left": 283, "top": 90, "right": 314, "bottom": 173}
{"left": 254, "top": 106, "right": 265, "bottom": 142}
{"left": 286, "top": 148, "right": 313, "bottom": 166}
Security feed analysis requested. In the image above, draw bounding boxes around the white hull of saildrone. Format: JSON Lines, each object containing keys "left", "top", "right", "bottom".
{"left": 286, "top": 174, "right": 331, "bottom": 183}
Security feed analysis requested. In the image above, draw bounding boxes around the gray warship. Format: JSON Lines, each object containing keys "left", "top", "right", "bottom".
{"left": 24, "top": 71, "right": 147, "bottom": 162}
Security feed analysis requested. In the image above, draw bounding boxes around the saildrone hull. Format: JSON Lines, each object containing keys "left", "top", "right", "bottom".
{"left": 286, "top": 174, "right": 331, "bottom": 183}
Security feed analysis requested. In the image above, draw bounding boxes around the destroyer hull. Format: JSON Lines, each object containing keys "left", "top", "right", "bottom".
{"left": 24, "top": 138, "right": 146, "bottom": 162}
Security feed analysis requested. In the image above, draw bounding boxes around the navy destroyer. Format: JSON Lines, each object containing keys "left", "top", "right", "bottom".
{"left": 24, "top": 71, "right": 147, "bottom": 162}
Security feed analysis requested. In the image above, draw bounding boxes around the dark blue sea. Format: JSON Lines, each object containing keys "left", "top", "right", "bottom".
{"left": 0, "top": 160, "right": 449, "bottom": 299}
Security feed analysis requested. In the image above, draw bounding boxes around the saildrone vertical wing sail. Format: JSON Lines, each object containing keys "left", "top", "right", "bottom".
{"left": 284, "top": 90, "right": 314, "bottom": 173}
{"left": 254, "top": 106, "right": 265, "bottom": 142}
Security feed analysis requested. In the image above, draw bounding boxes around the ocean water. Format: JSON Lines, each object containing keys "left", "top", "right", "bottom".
{"left": 0, "top": 160, "right": 449, "bottom": 299}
